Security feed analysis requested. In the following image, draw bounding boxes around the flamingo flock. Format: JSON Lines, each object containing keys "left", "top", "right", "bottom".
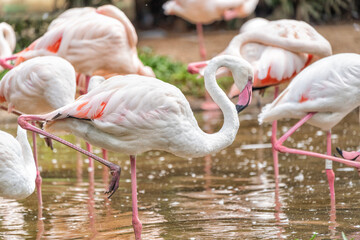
{"left": 0, "top": 2, "right": 359, "bottom": 239}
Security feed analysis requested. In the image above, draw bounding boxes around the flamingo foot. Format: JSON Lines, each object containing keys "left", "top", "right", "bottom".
{"left": 132, "top": 216, "right": 143, "bottom": 240}
{"left": 105, "top": 164, "right": 121, "bottom": 198}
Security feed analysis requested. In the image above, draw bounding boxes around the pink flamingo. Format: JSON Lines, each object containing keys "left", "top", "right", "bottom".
{"left": 0, "top": 56, "right": 77, "bottom": 205}
{"left": 188, "top": 18, "right": 332, "bottom": 98}
{"left": 163, "top": 0, "right": 259, "bottom": 60}
{"left": 258, "top": 53, "right": 360, "bottom": 203}
{"left": 18, "top": 55, "right": 254, "bottom": 239}
{"left": 188, "top": 19, "right": 332, "bottom": 178}
{"left": 0, "top": 22, "right": 16, "bottom": 71}
{"left": 0, "top": 5, "right": 154, "bottom": 83}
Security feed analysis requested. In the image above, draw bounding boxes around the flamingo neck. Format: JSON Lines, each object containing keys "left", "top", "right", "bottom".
{"left": 225, "top": 29, "right": 331, "bottom": 58}
{"left": 16, "top": 126, "right": 36, "bottom": 182}
{"left": 196, "top": 58, "right": 245, "bottom": 156}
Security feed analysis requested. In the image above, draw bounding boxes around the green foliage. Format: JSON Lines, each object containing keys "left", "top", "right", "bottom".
{"left": 264, "top": 0, "right": 356, "bottom": 23}
{"left": 139, "top": 47, "right": 234, "bottom": 98}
{"left": 0, "top": 70, "right": 9, "bottom": 81}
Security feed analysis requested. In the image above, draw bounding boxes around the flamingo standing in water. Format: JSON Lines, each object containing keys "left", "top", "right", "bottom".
{"left": 0, "top": 56, "right": 77, "bottom": 205}
{"left": 0, "top": 22, "right": 16, "bottom": 71}
{"left": 0, "top": 126, "right": 35, "bottom": 199}
{"left": 188, "top": 19, "right": 332, "bottom": 180}
{"left": 18, "top": 55, "right": 254, "bottom": 240}
{"left": 258, "top": 53, "right": 360, "bottom": 202}
{"left": 163, "top": 0, "right": 259, "bottom": 60}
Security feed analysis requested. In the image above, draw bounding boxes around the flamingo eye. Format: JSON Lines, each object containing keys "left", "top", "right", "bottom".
{"left": 248, "top": 76, "right": 253, "bottom": 82}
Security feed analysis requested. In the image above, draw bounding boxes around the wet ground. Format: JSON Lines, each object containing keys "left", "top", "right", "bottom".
{"left": 0, "top": 23, "right": 360, "bottom": 239}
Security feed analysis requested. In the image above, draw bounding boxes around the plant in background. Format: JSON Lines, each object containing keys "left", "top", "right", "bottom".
{"left": 139, "top": 47, "right": 234, "bottom": 98}
{"left": 263, "top": 0, "right": 356, "bottom": 22}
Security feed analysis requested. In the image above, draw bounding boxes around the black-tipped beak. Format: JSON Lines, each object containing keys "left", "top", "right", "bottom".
{"left": 336, "top": 147, "right": 344, "bottom": 158}
{"left": 236, "top": 104, "right": 248, "bottom": 113}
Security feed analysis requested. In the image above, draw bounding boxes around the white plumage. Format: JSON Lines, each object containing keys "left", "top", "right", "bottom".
{"left": 0, "top": 56, "right": 76, "bottom": 114}
{"left": 0, "top": 22, "right": 16, "bottom": 71}
{"left": 15, "top": 5, "right": 154, "bottom": 78}
{"left": 0, "top": 126, "right": 35, "bottom": 199}
{"left": 259, "top": 53, "right": 360, "bottom": 130}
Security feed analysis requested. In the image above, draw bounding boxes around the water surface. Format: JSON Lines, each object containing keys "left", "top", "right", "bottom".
{"left": 0, "top": 104, "right": 359, "bottom": 239}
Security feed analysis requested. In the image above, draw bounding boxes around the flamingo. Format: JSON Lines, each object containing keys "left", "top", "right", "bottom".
{"left": 0, "top": 22, "right": 16, "bottom": 71}
{"left": 163, "top": 0, "right": 259, "bottom": 59}
{"left": 188, "top": 19, "right": 332, "bottom": 180}
{"left": 0, "top": 126, "right": 35, "bottom": 199}
{"left": 18, "top": 55, "right": 254, "bottom": 240}
{"left": 0, "top": 5, "right": 155, "bottom": 84}
{"left": 258, "top": 53, "right": 360, "bottom": 203}
{"left": 0, "top": 55, "right": 77, "bottom": 205}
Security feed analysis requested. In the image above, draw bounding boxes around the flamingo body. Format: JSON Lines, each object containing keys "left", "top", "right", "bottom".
{"left": 259, "top": 53, "right": 360, "bottom": 130}
{"left": 15, "top": 5, "right": 154, "bottom": 78}
{"left": 43, "top": 63, "right": 251, "bottom": 158}
{"left": 0, "top": 127, "right": 35, "bottom": 199}
{"left": 0, "top": 56, "right": 76, "bottom": 114}
{"left": 189, "top": 19, "right": 331, "bottom": 96}
{"left": 0, "top": 22, "right": 16, "bottom": 71}
{"left": 163, "top": 0, "right": 259, "bottom": 24}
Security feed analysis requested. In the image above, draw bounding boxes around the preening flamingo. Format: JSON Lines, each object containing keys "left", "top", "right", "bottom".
{"left": 258, "top": 53, "right": 360, "bottom": 202}
{"left": 163, "top": 0, "right": 259, "bottom": 59}
{"left": 188, "top": 19, "right": 332, "bottom": 97}
{"left": 0, "top": 56, "right": 76, "bottom": 205}
{"left": 18, "top": 55, "right": 254, "bottom": 240}
{"left": 0, "top": 126, "right": 35, "bottom": 199}
{"left": 0, "top": 5, "right": 154, "bottom": 85}
{"left": 0, "top": 22, "right": 16, "bottom": 71}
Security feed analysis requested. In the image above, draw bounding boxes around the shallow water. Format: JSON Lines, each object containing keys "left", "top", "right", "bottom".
{"left": 0, "top": 104, "right": 359, "bottom": 240}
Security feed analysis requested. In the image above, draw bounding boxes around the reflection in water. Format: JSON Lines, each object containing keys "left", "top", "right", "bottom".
{"left": 0, "top": 110, "right": 359, "bottom": 239}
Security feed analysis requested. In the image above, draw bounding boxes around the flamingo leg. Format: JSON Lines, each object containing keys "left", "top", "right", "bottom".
{"left": 130, "top": 155, "right": 142, "bottom": 240}
{"left": 18, "top": 115, "right": 121, "bottom": 198}
{"left": 31, "top": 122, "right": 43, "bottom": 206}
{"left": 271, "top": 86, "right": 280, "bottom": 183}
{"left": 196, "top": 23, "right": 206, "bottom": 60}
{"left": 326, "top": 130, "right": 335, "bottom": 201}
{"left": 102, "top": 149, "right": 109, "bottom": 185}
{"left": 273, "top": 112, "right": 360, "bottom": 169}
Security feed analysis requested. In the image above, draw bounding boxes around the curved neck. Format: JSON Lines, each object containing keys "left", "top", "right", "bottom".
{"left": 195, "top": 58, "right": 245, "bottom": 156}
{"left": 225, "top": 29, "right": 331, "bottom": 58}
{"left": 16, "top": 126, "right": 36, "bottom": 181}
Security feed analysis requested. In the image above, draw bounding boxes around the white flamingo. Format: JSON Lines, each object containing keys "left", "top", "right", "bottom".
{"left": 0, "top": 126, "right": 35, "bottom": 199}
{"left": 18, "top": 55, "right": 254, "bottom": 240}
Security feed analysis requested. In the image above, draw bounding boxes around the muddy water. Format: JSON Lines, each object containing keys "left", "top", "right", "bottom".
{"left": 0, "top": 103, "right": 359, "bottom": 240}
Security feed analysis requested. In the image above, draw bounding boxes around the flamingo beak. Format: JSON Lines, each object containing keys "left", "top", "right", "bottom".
{"left": 236, "top": 80, "right": 253, "bottom": 113}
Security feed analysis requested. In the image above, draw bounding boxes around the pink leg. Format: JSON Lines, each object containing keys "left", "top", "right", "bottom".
{"left": 18, "top": 115, "right": 121, "bottom": 198}
{"left": 130, "top": 155, "right": 142, "bottom": 240}
{"left": 196, "top": 23, "right": 206, "bottom": 60}
{"left": 102, "top": 149, "right": 109, "bottom": 185}
{"left": 326, "top": 131, "right": 335, "bottom": 201}
{"left": 86, "top": 142, "right": 94, "bottom": 182}
{"left": 273, "top": 113, "right": 360, "bottom": 169}
{"left": 271, "top": 86, "right": 280, "bottom": 183}
{"left": 32, "top": 122, "right": 43, "bottom": 206}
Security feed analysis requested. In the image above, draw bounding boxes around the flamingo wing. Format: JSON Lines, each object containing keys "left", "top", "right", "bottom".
{"left": 44, "top": 75, "right": 194, "bottom": 134}
{"left": 259, "top": 53, "right": 360, "bottom": 125}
